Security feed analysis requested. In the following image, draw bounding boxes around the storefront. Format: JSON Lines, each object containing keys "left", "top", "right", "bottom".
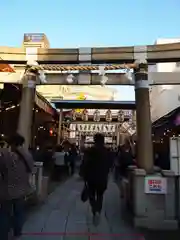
{"left": 0, "top": 83, "right": 58, "bottom": 148}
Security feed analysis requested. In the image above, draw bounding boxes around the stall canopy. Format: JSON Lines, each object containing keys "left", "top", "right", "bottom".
{"left": 0, "top": 59, "right": 15, "bottom": 72}
{"left": 1, "top": 83, "right": 57, "bottom": 116}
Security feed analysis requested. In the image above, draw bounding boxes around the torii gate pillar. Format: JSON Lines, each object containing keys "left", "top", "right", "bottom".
{"left": 134, "top": 63, "right": 153, "bottom": 172}
{"left": 132, "top": 60, "right": 177, "bottom": 230}
{"left": 18, "top": 73, "right": 36, "bottom": 149}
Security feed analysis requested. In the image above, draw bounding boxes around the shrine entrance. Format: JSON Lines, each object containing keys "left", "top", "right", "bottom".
{"left": 70, "top": 122, "right": 118, "bottom": 148}
{"left": 52, "top": 99, "right": 136, "bottom": 149}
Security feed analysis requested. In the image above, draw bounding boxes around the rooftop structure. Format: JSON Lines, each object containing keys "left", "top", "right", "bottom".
{"left": 150, "top": 38, "right": 180, "bottom": 122}
{"left": 23, "top": 33, "right": 50, "bottom": 48}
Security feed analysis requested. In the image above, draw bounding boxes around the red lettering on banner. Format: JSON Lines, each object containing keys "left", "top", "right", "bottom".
{"left": 148, "top": 179, "right": 162, "bottom": 189}
{"left": 148, "top": 180, "right": 153, "bottom": 185}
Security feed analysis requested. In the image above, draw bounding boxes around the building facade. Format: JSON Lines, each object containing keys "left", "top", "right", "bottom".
{"left": 37, "top": 85, "right": 117, "bottom": 102}
{"left": 150, "top": 38, "right": 180, "bottom": 122}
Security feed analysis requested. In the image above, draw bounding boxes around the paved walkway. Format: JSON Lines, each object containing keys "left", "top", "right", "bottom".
{"left": 21, "top": 175, "right": 144, "bottom": 240}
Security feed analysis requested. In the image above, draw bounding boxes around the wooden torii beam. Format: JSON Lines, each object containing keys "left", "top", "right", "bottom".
{"left": 0, "top": 42, "right": 180, "bottom": 64}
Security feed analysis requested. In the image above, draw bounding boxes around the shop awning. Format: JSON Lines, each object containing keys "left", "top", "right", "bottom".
{"left": 0, "top": 58, "right": 15, "bottom": 72}
{"left": 35, "top": 92, "right": 57, "bottom": 116}
{"left": 52, "top": 100, "right": 136, "bottom": 110}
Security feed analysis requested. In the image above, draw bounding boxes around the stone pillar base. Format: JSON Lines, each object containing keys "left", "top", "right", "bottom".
{"left": 134, "top": 217, "right": 178, "bottom": 230}
{"left": 130, "top": 168, "right": 178, "bottom": 230}
{"left": 38, "top": 176, "right": 49, "bottom": 202}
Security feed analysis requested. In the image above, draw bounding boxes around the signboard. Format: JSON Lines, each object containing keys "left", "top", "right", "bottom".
{"left": 75, "top": 93, "right": 86, "bottom": 113}
{"left": 85, "top": 136, "right": 112, "bottom": 143}
{"left": 35, "top": 94, "right": 54, "bottom": 115}
{"left": 76, "top": 123, "right": 116, "bottom": 133}
{"left": 144, "top": 176, "right": 167, "bottom": 194}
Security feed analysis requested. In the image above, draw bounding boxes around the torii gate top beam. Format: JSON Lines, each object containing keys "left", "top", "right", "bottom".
{"left": 0, "top": 42, "right": 180, "bottom": 64}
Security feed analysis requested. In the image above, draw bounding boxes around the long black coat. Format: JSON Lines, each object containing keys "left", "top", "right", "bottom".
{"left": 81, "top": 146, "right": 111, "bottom": 190}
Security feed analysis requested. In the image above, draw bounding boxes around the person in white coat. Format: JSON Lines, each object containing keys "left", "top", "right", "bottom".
{"left": 53, "top": 145, "right": 66, "bottom": 180}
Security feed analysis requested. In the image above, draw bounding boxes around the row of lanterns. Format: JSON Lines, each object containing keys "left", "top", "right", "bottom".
{"left": 72, "top": 109, "right": 125, "bottom": 122}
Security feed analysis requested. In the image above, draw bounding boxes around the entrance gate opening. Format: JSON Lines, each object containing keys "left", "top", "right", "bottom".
{"left": 52, "top": 100, "right": 136, "bottom": 149}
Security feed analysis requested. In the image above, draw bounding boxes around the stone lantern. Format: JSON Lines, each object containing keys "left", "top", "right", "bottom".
{"left": 72, "top": 110, "right": 76, "bottom": 121}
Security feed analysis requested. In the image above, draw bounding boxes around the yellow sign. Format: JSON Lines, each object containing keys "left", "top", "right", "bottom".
{"left": 75, "top": 93, "right": 86, "bottom": 113}
{"left": 77, "top": 93, "right": 86, "bottom": 100}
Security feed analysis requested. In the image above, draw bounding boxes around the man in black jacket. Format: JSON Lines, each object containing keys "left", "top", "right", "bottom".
{"left": 82, "top": 133, "right": 111, "bottom": 226}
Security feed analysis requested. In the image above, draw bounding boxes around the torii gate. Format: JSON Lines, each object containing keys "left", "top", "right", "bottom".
{"left": 1, "top": 34, "right": 180, "bottom": 173}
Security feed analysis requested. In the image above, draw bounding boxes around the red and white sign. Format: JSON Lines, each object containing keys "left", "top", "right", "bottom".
{"left": 35, "top": 94, "right": 54, "bottom": 115}
{"left": 144, "top": 176, "right": 167, "bottom": 194}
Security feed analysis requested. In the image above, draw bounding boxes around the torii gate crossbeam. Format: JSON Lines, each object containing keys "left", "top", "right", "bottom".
{"left": 2, "top": 70, "right": 180, "bottom": 86}
{"left": 0, "top": 42, "right": 180, "bottom": 64}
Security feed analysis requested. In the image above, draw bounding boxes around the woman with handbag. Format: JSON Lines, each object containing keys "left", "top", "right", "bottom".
{"left": 0, "top": 133, "right": 34, "bottom": 240}
{"left": 81, "top": 134, "right": 112, "bottom": 226}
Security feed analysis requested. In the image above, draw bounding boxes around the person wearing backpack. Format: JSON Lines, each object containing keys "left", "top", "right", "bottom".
{"left": 0, "top": 133, "right": 34, "bottom": 240}
{"left": 81, "top": 133, "right": 112, "bottom": 226}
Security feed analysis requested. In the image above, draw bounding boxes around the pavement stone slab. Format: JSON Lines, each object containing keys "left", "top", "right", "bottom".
{"left": 21, "top": 175, "right": 140, "bottom": 240}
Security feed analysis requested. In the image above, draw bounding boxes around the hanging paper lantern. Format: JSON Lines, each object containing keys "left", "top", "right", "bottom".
{"left": 105, "top": 109, "right": 112, "bottom": 122}
{"left": 93, "top": 110, "right": 100, "bottom": 122}
{"left": 117, "top": 110, "right": 124, "bottom": 122}
{"left": 129, "top": 116, "right": 133, "bottom": 126}
{"left": 82, "top": 109, "right": 88, "bottom": 121}
{"left": 84, "top": 124, "right": 88, "bottom": 132}
{"left": 132, "top": 110, "right": 136, "bottom": 130}
{"left": 72, "top": 110, "right": 76, "bottom": 121}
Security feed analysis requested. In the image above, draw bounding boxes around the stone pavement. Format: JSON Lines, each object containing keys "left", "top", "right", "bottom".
{"left": 21, "top": 175, "right": 144, "bottom": 240}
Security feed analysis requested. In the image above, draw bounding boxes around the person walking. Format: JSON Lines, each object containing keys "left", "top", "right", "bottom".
{"left": 53, "top": 145, "right": 66, "bottom": 180}
{"left": 81, "top": 133, "right": 111, "bottom": 226}
{"left": 0, "top": 133, "right": 34, "bottom": 240}
{"left": 114, "top": 146, "right": 121, "bottom": 182}
{"left": 68, "top": 144, "right": 77, "bottom": 175}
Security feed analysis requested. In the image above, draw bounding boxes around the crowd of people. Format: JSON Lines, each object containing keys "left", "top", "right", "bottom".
{"left": 0, "top": 134, "right": 84, "bottom": 239}
{"left": 0, "top": 131, "right": 138, "bottom": 238}
{"left": 0, "top": 133, "right": 34, "bottom": 240}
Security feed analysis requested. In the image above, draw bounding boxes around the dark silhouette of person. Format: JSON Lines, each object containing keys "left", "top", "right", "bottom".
{"left": 119, "top": 141, "right": 135, "bottom": 198}
{"left": 82, "top": 133, "right": 111, "bottom": 225}
{"left": 68, "top": 144, "right": 77, "bottom": 175}
{"left": 0, "top": 133, "right": 34, "bottom": 239}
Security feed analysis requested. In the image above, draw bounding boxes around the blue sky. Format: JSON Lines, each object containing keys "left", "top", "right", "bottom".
{"left": 1, "top": 0, "right": 180, "bottom": 100}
